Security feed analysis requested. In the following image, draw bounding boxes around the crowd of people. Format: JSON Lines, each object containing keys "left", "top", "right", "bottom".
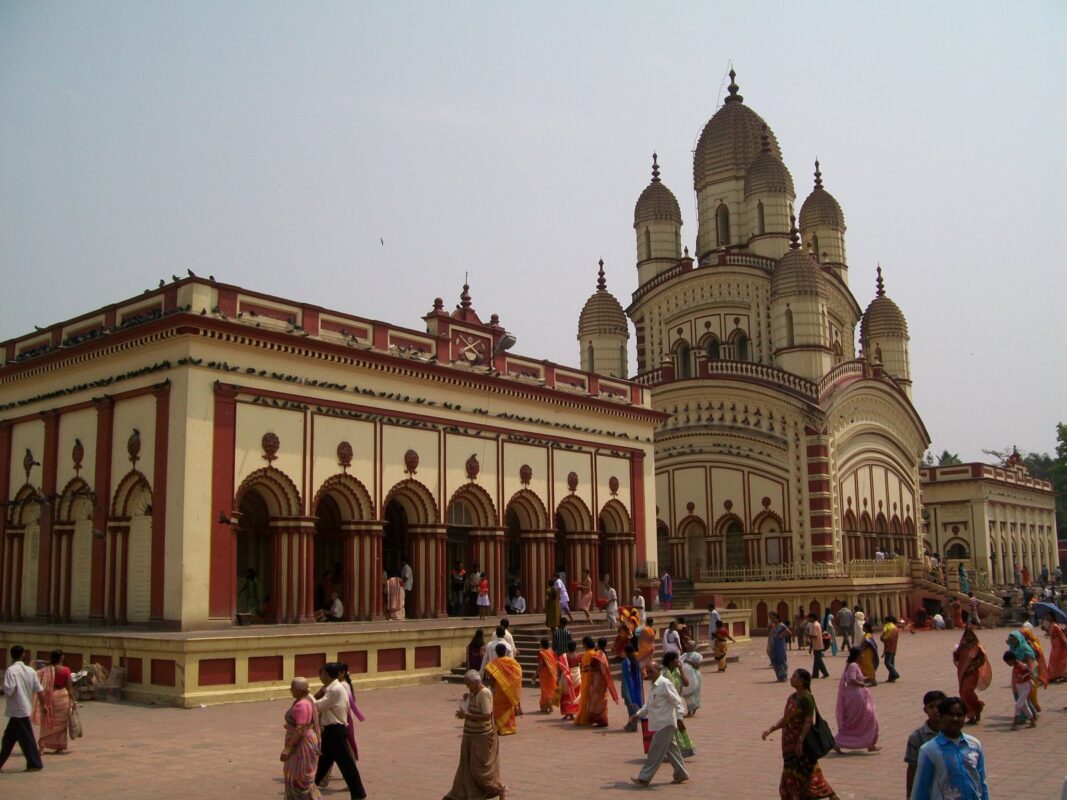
{"left": 0, "top": 646, "right": 80, "bottom": 775}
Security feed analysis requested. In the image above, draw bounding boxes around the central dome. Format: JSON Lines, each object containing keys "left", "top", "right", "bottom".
{"left": 694, "top": 70, "right": 782, "bottom": 190}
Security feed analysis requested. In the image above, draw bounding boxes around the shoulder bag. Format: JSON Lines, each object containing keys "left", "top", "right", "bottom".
{"left": 803, "top": 702, "right": 834, "bottom": 762}
{"left": 68, "top": 704, "right": 84, "bottom": 739}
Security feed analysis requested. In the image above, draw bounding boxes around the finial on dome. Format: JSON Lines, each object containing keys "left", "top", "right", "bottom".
{"left": 651, "top": 152, "right": 661, "bottom": 183}
{"left": 875, "top": 264, "right": 885, "bottom": 297}
{"left": 684, "top": 245, "right": 689, "bottom": 258}
{"left": 813, "top": 159, "right": 823, "bottom": 190}
{"left": 460, "top": 275, "right": 472, "bottom": 310}
{"left": 789, "top": 215, "right": 800, "bottom": 250}
{"left": 724, "top": 67, "right": 743, "bottom": 104}
{"left": 596, "top": 258, "right": 606, "bottom": 291}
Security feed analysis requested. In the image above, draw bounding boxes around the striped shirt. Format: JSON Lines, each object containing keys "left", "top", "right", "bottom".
{"left": 552, "top": 626, "right": 574, "bottom": 655}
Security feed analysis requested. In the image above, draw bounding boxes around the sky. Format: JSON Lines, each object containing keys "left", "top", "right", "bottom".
{"left": 2, "top": 1, "right": 1065, "bottom": 462}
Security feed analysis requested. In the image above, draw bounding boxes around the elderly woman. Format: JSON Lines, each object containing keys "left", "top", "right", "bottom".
{"left": 33, "top": 649, "right": 76, "bottom": 753}
{"left": 445, "top": 670, "right": 508, "bottom": 800}
{"left": 281, "top": 677, "right": 321, "bottom": 799}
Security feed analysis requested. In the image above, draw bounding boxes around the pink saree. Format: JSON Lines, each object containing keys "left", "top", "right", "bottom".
{"left": 32, "top": 665, "right": 72, "bottom": 752}
{"left": 834, "top": 662, "right": 879, "bottom": 749}
{"left": 283, "top": 695, "right": 321, "bottom": 799}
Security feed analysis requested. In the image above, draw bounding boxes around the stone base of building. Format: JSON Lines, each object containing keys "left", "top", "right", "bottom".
{"left": 0, "top": 617, "right": 503, "bottom": 707}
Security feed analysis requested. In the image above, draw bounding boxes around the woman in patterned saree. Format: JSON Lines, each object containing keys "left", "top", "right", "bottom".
{"left": 662, "top": 652, "right": 695, "bottom": 757}
{"left": 33, "top": 649, "right": 75, "bottom": 753}
{"left": 281, "top": 677, "right": 321, "bottom": 800}
{"left": 761, "top": 668, "right": 839, "bottom": 800}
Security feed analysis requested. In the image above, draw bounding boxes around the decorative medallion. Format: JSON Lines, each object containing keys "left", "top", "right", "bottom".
{"left": 608, "top": 476, "right": 620, "bottom": 497}
{"left": 261, "top": 432, "right": 280, "bottom": 463}
{"left": 404, "top": 448, "right": 419, "bottom": 476}
{"left": 723, "top": 499, "right": 733, "bottom": 512}
{"left": 71, "top": 439, "right": 84, "bottom": 476}
{"left": 465, "top": 454, "right": 480, "bottom": 482}
{"left": 566, "top": 471, "right": 579, "bottom": 493}
{"left": 519, "top": 464, "right": 532, "bottom": 486}
{"left": 686, "top": 501, "right": 695, "bottom": 514}
{"left": 127, "top": 428, "right": 142, "bottom": 465}
{"left": 336, "top": 441, "right": 353, "bottom": 472}
{"left": 761, "top": 496, "right": 771, "bottom": 509}
{"left": 952, "top": 525, "right": 960, "bottom": 534}
{"left": 22, "top": 448, "right": 38, "bottom": 482}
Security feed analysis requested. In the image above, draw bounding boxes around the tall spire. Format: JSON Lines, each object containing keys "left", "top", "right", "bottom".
{"left": 459, "top": 278, "right": 472, "bottom": 311}
{"left": 813, "top": 158, "right": 824, "bottom": 190}
{"left": 651, "top": 152, "right": 661, "bottom": 183}
{"left": 875, "top": 264, "right": 885, "bottom": 297}
{"left": 789, "top": 215, "right": 800, "bottom": 250}
{"left": 596, "top": 258, "right": 607, "bottom": 291}
{"left": 724, "top": 67, "right": 743, "bottom": 104}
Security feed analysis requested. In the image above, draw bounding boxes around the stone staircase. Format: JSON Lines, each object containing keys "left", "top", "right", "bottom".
{"left": 912, "top": 574, "right": 1003, "bottom": 627}
{"left": 668, "top": 580, "right": 697, "bottom": 609}
{"left": 443, "top": 610, "right": 721, "bottom": 687}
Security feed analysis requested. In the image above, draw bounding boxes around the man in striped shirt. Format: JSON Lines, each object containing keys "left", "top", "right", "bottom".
{"left": 552, "top": 618, "right": 574, "bottom": 656}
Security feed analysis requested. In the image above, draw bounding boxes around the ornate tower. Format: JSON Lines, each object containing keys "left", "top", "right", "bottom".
{"left": 799, "top": 160, "right": 848, "bottom": 283}
{"left": 860, "top": 266, "right": 911, "bottom": 396}
{"left": 634, "top": 153, "right": 683, "bottom": 286}
{"left": 578, "top": 260, "right": 629, "bottom": 378}
{"left": 770, "top": 220, "right": 831, "bottom": 381}
{"left": 743, "top": 128, "right": 794, "bottom": 260}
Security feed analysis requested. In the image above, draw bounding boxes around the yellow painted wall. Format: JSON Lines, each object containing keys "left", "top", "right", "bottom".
{"left": 310, "top": 414, "right": 377, "bottom": 511}
{"left": 234, "top": 403, "right": 306, "bottom": 509}
{"left": 501, "top": 443, "right": 549, "bottom": 516}
{"left": 111, "top": 394, "right": 156, "bottom": 492}
{"left": 56, "top": 408, "right": 96, "bottom": 492}
{"left": 552, "top": 449, "right": 594, "bottom": 524}
{"left": 8, "top": 419, "right": 44, "bottom": 495}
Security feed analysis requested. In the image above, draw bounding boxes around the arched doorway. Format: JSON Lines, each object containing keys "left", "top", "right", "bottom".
{"left": 680, "top": 518, "right": 707, "bottom": 581}
{"left": 656, "top": 520, "right": 669, "bottom": 576}
{"left": 110, "top": 470, "right": 153, "bottom": 624}
{"left": 555, "top": 495, "right": 593, "bottom": 589}
{"left": 5, "top": 485, "right": 41, "bottom": 620}
{"left": 447, "top": 498, "right": 475, "bottom": 614}
{"left": 383, "top": 499, "right": 407, "bottom": 579}
{"left": 504, "top": 489, "right": 550, "bottom": 614}
{"left": 720, "top": 516, "right": 746, "bottom": 568}
{"left": 56, "top": 476, "right": 95, "bottom": 622}
{"left": 313, "top": 495, "right": 344, "bottom": 610}
{"left": 236, "top": 489, "right": 272, "bottom": 616}
{"left": 382, "top": 478, "right": 439, "bottom": 618}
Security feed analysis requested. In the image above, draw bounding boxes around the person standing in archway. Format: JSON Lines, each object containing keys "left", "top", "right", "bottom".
{"left": 659, "top": 569, "right": 673, "bottom": 611}
{"left": 400, "top": 557, "right": 414, "bottom": 619}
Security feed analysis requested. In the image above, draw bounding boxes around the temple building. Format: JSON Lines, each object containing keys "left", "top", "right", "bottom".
{"left": 0, "top": 278, "right": 661, "bottom": 702}
{"left": 921, "top": 454, "right": 1059, "bottom": 585}
{"left": 584, "top": 70, "right": 938, "bottom": 625}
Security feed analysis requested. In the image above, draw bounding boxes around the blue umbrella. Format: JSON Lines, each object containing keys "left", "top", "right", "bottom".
{"left": 1032, "top": 601, "right": 1067, "bottom": 625}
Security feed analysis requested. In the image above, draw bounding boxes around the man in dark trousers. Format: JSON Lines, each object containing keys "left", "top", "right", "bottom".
{"left": 314, "top": 661, "right": 366, "bottom": 798}
{"left": 0, "top": 644, "right": 45, "bottom": 772}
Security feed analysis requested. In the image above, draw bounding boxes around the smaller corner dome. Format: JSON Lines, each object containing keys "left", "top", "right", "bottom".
{"left": 771, "top": 227, "right": 827, "bottom": 299}
{"left": 744, "top": 134, "right": 794, "bottom": 198}
{"left": 798, "top": 160, "right": 845, "bottom": 230}
{"left": 634, "top": 153, "right": 682, "bottom": 228}
{"left": 578, "top": 261, "right": 629, "bottom": 339}
{"left": 860, "top": 267, "right": 908, "bottom": 341}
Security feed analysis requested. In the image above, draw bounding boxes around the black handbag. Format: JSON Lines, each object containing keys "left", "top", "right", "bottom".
{"left": 803, "top": 704, "right": 835, "bottom": 761}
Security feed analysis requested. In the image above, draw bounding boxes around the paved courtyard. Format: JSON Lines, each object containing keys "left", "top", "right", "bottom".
{"left": 1, "top": 628, "right": 1064, "bottom": 798}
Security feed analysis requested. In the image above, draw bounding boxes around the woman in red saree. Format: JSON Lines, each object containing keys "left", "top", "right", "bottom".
{"left": 952, "top": 627, "right": 991, "bottom": 723}
{"left": 761, "top": 668, "right": 838, "bottom": 800}
{"left": 537, "top": 638, "right": 559, "bottom": 713}
{"left": 1047, "top": 619, "right": 1067, "bottom": 682}
{"left": 281, "top": 677, "right": 321, "bottom": 800}
{"left": 32, "top": 649, "right": 75, "bottom": 753}
{"left": 484, "top": 644, "right": 523, "bottom": 736}
{"left": 575, "top": 637, "right": 619, "bottom": 727}
{"left": 558, "top": 642, "right": 581, "bottom": 720}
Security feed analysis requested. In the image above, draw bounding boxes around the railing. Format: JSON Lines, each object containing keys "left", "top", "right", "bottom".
{"left": 699, "top": 557, "right": 910, "bottom": 584}
{"left": 703, "top": 360, "right": 819, "bottom": 397}
{"left": 816, "top": 358, "right": 867, "bottom": 399}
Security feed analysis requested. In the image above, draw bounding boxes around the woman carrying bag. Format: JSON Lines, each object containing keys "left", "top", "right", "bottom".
{"left": 32, "top": 649, "right": 79, "bottom": 753}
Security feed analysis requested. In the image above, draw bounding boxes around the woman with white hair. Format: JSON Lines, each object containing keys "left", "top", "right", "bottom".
{"left": 281, "top": 677, "right": 321, "bottom": 799}
{"left": 444, "top": 670, "right": 508, "bottom": 799}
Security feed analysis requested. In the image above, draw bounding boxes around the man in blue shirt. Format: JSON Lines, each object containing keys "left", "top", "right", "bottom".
{"left": 910, "top": 696, "right": 989, "bottom": 800}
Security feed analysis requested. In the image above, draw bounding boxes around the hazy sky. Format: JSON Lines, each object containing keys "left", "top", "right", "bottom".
{"left": 2, "top": 2, "right": 1064, "bottom": 461}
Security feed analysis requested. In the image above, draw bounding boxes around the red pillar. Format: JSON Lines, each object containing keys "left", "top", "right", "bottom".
{"left": 471, "top": 529, "right": 505, "bottom": 613}
{"left": 35, "top": 410, "right": 60, "bottom": 617}
{"left": 209, "top": 384, "right": 238, "bottom": 619}
{"left": 519, "top": 530, "right": 552, "bottom": 614}
{"left": 150, "top": 382, "right": 170, "bottom": 621}
{"left": 90, "top": 397, "right": 114, "bottom": 621}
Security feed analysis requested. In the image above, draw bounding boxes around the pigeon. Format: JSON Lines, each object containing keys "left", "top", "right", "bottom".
{"left": 159, "top": 279, "right": 165, "bottom": 288}
{"left": 208, "top": 275, "right": 216, "bottom": 282}
{"left": 380, "top": 237, "right": 384, "bottom": 246}
{"left": 187, "top": 268, "right": 196, "bottom": 277}
{"left": 172, "top": 275, "right": 180, "bottom": 282}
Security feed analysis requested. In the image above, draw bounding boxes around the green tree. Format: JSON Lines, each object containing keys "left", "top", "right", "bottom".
{"left": 936, "top": 450, "right": 962, "bottom": 465}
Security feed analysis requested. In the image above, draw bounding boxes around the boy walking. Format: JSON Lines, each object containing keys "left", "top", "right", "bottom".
{"left": 904, "top": 690, "right": 945, "bottom": 797}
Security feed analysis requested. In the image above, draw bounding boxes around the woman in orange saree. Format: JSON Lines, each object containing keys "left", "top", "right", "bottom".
{"left": 575, "top": 637, "right": 619, "bottom": 726}
{"left": 32, "top": 649, "right": 75, "bottom": 753}
{"left": 953, "top": 627, "right": 991, "bottom": 723}
{"left": 558, "top": 642, "right": 581, "bottom": 720}
{"left": 1047, "top": 620, "right": 1067, "bottom": 682}
{"left": 484, "top": 644, "right": 524, "bottom": 736}
{"left": 1020, "top": 623, "right": 1049, "bottom": 711}
{"left": 537, "top": 638, "right": 559, "bottom": 713}
{"left": 636, "top": 619, "right": 656, "bottom": 677}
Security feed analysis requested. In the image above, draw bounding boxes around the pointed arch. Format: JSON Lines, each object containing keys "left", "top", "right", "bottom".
{"left": 383, "top": 478, "right": 438, "bottom": 526}
{"left": 57, "top": 476, "right": 94, "bottom": 523}
{"left": 713, "top": 512, "right": 745, "bottom": 535}
{"left": 599, "top": 499, "right": 632, "bottom": 534}
{"left": 505, "top": 489, "right": 549, "bottom": 530}
{"left": 672, "top": 338, "right": 693, "bottom": 378}
{"left": 757, "top": 200, "right": 766, "bottom": 235}
{"left": 234, "top": 467, "right": 301, "bottom": 518}
{"left": 111, "top": 470, "right": 153, "bottom": 518}
{"left": 555, "top": 494, "right": 592, "bottom": 532}
{"left": 716, "top": 203, "right": 731, "bottom": 246}
{"left": 752, "top": 509, "right": 784, "bottom": 533}
{"left": 842, "top": 509, "right": 858, "bottom": 531}
{"left": 312, "top": 473, "right": 375, "bottom": 521}
{"left": 446, "top": 483, "right": 497, "bottom": 529}
{"left": 874, "top": 512, "right": 888, "bottom": 534}
{"left": 698, "top": 332, "right": 721, "bottom": 361}
{"left": 859, "top": 511, "right": 873, "bottom": 532}
{"left": 7, "top": 484, "right": 41, "bottom": 527}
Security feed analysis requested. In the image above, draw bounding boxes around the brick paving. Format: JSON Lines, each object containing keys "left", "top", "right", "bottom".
{"left": 1, "top": 629, "right": 1064, "bottom": 798}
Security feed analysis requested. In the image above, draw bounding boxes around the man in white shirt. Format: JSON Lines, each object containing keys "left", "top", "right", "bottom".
{"left": 554, "top": 570, "right": 571, "bottom": 620}
{"left": 707, "top": 603, "right": 721, "bottom": 645}
{"left": 400, "top": 557, "right": 414, "bottom": 618}
{"left": 480, "top": 625, "right": 514, "bottom": 675}
{"left": 315, "top": 592, "right": 344, "bottom": 622}
{"left": 604, "top": 577, "right": 619, "bottom": 627}
{"left": 629, "top": 658, "right": 689, "bottom": 786}
{"left": 314, "top": 662, "right": 366, "bottom": 798}
{"left": 507, "top": 590, "right": 526, "bottom": 615}
{"left": 0, "top": 644, "right": 44, "bottom": 772}
{"left": 663, "top": 621, "right": 682, "bottom": 656}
